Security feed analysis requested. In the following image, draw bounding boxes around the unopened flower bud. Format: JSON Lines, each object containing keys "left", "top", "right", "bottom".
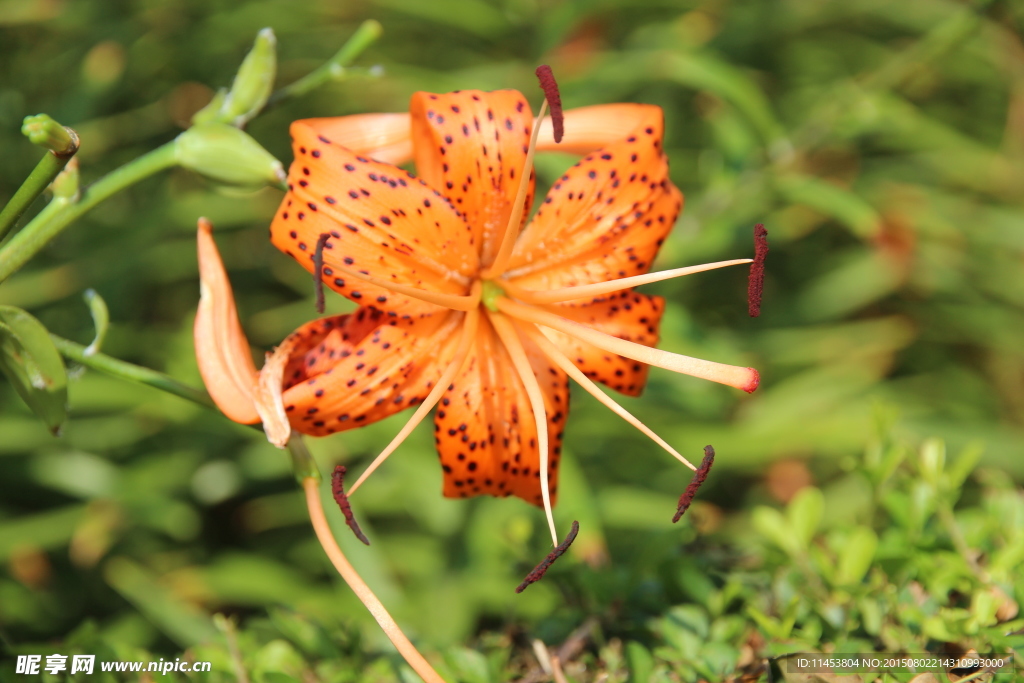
{"left": 22, "top": 114, "right": 79, "bottom": 157}
{"left": 191, "top": 88, "right": 228, "bottom": 127}
{"left": 175, "top": 123, "right": 285, "bottom": 188}
{"left": 221, "top": 28, "right": 277, "bottom": 127}
{"left": 51, "top": 157, "right": 80, "bottom": 201}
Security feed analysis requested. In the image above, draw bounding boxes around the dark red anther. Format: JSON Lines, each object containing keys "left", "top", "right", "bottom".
{"left": 331, "top": 465, "right": 370, "bottom": 545}
{"left": 673, "top": 446, "right": 715, "bottom": 523}
{"left": 515, "top": 520, "right": 579, "bottom": 593}
{"left": 535, "top": 65, "right": 563, "bottom": 144}
{"left": 748, "top": 224, "right": 768, "bottom": 317}
{"left": 314, "top": 232, "right": 331, "bottom": 314}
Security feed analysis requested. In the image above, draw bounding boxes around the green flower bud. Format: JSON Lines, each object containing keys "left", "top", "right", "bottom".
{"left": 51, "top": 157, "right": 80, "bottom": 201}
{"left": 191, "top": 88, "right": 228, "bottom": 127}
{"left": 221, "top": 28, "right": 277, "bottom": 127}
{"left": 22, "top": 114, "right": 79, "bottom": 157}
{"left": 175, "top": 123, "right": 285, "bottom": 189}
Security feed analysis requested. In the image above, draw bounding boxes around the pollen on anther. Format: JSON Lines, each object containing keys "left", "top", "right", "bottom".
{"left": 748, "top": 224, "right": 769, "bottom": 317}
{"left": 535, "top": 64, "right": 563, "bottom": 143}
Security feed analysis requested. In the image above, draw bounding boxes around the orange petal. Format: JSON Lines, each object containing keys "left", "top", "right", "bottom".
{"left": 254, "top": 335, "right": 297, "bottom": 447}
{"left": 542, "top": 291, "right": 664, "bottom": 397}
{"left": 536, "top": 104, "right": 663, "bottom": 154}
{"left": 194, "top": 218, "right": 260, "bottom": 424}
{"left": 279, "top": 308, "right": 462, "bottom": 436}
{"left": 287, "top": 113, "right": 412, "bottom": 165}
{"left": 505, "top": 112, "right": 682, "bottom": 290}
{"left": 409, "top": 90, "right": 536, "bottom": 264}
{"left": 433, "top": 315, "right": 568, "bottom": 507}
{"left": 271, "top": 119, "right": 478, "bottom": 319}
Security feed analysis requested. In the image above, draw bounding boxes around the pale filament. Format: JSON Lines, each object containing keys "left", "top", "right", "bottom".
{"left": 487, "top": 310, "right": 559, "bottom": 548}
{"left": 323, "top": 257, "right": 480, "bottom": 312}
{"left": 495, "top": 297, "right": 759, "bottom": 393}
{"left": 500, "top": 259, "right": 753, "bottom": 305}
{"left": 347, "top": 290, "right": 482, "bottom": 497}
{"left": 480, "top": 99, "right": 550, "bottom": 280}
{"left": 302, "top": 477, "right": 446, "bottom": 683}
{"left": 519, "top": 322, "right": 696, "bottom": 471}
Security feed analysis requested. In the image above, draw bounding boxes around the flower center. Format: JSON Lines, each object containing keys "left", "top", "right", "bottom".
{"left": 480, "top": 278, "right": 506, "bottom": 312}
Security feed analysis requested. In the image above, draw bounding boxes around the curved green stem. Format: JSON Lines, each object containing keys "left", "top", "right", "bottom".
{"left": 266, "top": 20, "right": 382, "bottom": 106}
{"left": 0, "top": 141, "right": 178, "bottom": 284}
{"left": 50, "top": 333, "right": 216, "bottom": 410}
{"left": 0, "top": 152, "right": 75, "bottom": 242}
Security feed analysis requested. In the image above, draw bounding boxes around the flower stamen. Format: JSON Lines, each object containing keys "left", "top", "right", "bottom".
{"left": 480, "top": 98, "right": 548, "bottom": 280}
{"left": 521, "top": 322, "right": 696, "bottom": 471}
{"left": 516, "top": 519, "right": 578, "bottom": 593}
{"left": 501, "top": 259, "right": 753, "bottom": 305}
{"left": 316, "top": 238, "right": 480, "bottom": 311}
{"left": 331, "top": 465, "right": 370, "bottom": 545}
{"left": 673, "top": 445, "right": 715, "bottom": 522}
{"left": 488, "top": 310, "right": 558, "bottom": 547}
{"left": 495, "top": 297, "right": 760, "bottom": 393}
{"left": 534, "top": 65, "right": 563, "bottom": 144}
{"left": 748, "top": 224, "right": 769, "bottom": 317}
{"left": 347, "top": 294, "right": 481, "bottom": 496}
{"left": 302, "top": 476, "right": 446, "bottom": 683}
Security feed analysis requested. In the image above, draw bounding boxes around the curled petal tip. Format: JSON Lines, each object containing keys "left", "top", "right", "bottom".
{"left": 742, "top": 368, "right": 760, "bottom": 394}
{"left": 195, "top": 218, "right": 260, "bottom": 424}
{"left": 255, "top": 342, "right": 295, "bottom": 448}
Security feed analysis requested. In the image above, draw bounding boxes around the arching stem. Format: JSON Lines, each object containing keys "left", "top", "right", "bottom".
{"left": 302, "top": 476, "right": 447, "bottom": 683}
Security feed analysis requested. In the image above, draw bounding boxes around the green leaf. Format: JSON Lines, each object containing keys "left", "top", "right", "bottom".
{"left": 834, "top": 527, "right": 877, "bottom": 586}
{"left": 752, "top": 506, "right": 799, "bottom": 556}
{"left": 918, "top": 438, "right": 945, "bottom": 485}
{"left": 626, "top": 641, "right": 653, "bottom": 683}
{"left": 82, "top": 288, "right": 109, "bottom": 356}
{"left": 443, "top": 647, "right": 490, "bottom": 683}
{"left": 0, "top": 305, "right": 68, "bottom": 434}
{"left": 787, "top": 487, "right": 824, "bottom": 551}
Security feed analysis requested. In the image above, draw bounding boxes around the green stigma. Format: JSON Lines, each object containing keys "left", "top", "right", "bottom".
{"left": 481, "top": 279, "right": 505, "bottom": 312}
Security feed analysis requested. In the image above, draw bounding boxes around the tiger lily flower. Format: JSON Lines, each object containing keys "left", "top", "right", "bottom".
{"left": 195, "top": 75, "right": 759, "bottom": 547}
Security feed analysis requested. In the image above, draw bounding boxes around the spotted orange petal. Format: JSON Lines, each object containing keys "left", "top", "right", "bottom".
{"left": 280, "top": 308, "right": 462, "bottom": 436}
{"left": 271, "top": 119, "right": 478, "bottom": 319}
{"left": 537, "top": 103, "right": 663, "bottom": 155}
{"left": 410, "top": 90, "right": 535, "bottom": 266}
{"left": 294, "top": 113, "right": 412, "bottom": 165}
{"left": 434, "top": 316, "right": 568, "bottom": 507}
{"left": 504, "top": 110, "right": 680, "bottom": 291}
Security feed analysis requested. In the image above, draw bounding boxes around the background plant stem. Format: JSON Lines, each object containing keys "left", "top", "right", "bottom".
{"left": 50, "top": 333, "right": 216, "bottom": 410}
{"left": 0, "top": 141, "right": 177, "bottom": 284}
{"left": 267, "top": 20, "right": 382, "bottom": 105}
{"left": 0, "top": 152, "right": 75, "bottom": 242}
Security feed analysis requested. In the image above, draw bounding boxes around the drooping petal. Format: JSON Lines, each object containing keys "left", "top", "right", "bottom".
{"left": 279, "top": 308, "right": 463, "bottom": 436}
{"left": 433, "top": 315, "right": 568, "bottom": 507}
{"left": 409, "top": 90, "right": 535, "bottom": 264}
{"left": 504, "top": 112, "right": 682, "bottom": 290}
{"left": 295, "top": 113, "right": 412, "bottom": 165}
{"left": 271, "top": 119, "right": 479, "bottom": 319}
{"left": 195, "top": 218, "right": 260, "bottom": 424}
{"left": 541, "top": 290, "right": 664, "bottom": 397}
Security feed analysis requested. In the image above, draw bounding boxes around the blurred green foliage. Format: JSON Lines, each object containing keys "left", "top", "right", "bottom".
{"left": 1, "top": 0, "right": 1023, "bottom": 680}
